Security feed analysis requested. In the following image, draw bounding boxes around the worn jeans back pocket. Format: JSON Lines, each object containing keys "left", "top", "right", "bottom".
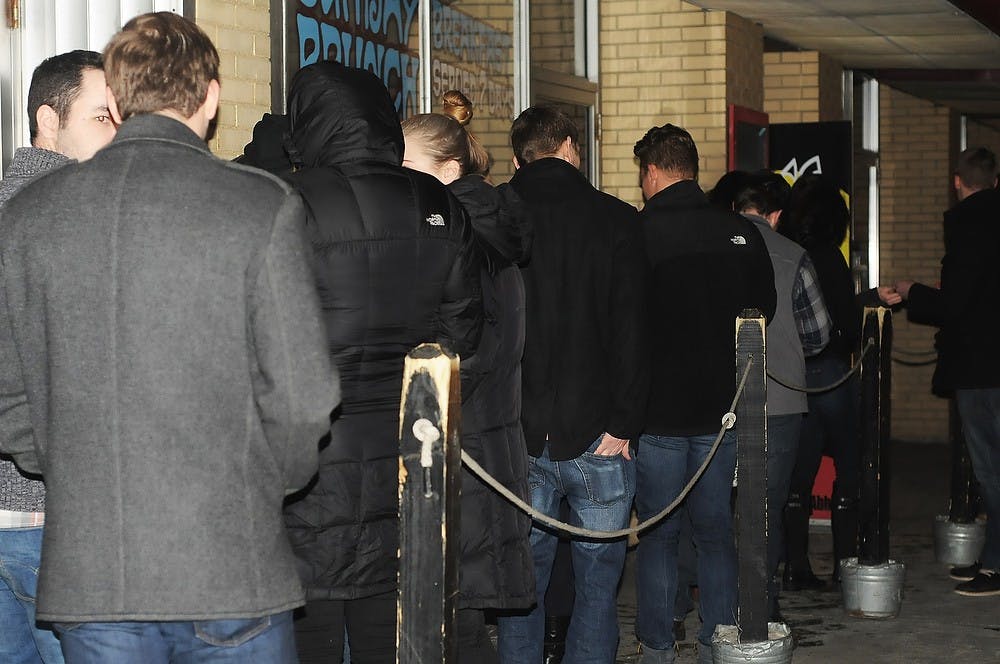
{"left": 193, "top": 616, "right": 271, "bottom": 647}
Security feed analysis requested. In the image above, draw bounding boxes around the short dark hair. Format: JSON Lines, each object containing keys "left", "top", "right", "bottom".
{"left": 955, "top": 147, "right": 998, "bottom": 191}
{"left": 734, "top": 170, "right": 790, "bottom": 217}
{"left": 779, "top": 174, "right": 850, "bottom": 250}
{"left": 510, "top": 105, "right": 579, "bottom": 166}
{"left": 27, "top": 50, "right": 104, "bottom": 144}
{"left": 633, "top": 124, "right": 698, "bottom": 180}
{"left": 707, "top": 170, "right": 750, "bottom": 210}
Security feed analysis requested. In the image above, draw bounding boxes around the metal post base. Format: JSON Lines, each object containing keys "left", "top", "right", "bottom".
{"left": 840, "top": 557, "right": 905, "bottom": 619}
{"left": 933, "top": 515, "right": 986, "bottom": 566}
{"left": 712, "top": 623, "right": 794, "bottom": 664}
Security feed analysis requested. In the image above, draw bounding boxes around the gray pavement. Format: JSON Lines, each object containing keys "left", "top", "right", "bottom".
{"left": 614, "top": 440, "right": 1000, "bottom": 663}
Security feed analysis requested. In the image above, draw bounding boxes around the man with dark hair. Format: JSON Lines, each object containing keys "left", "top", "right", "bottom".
{"left": 2, "top": 49, "right": 114, "bottom": 204}
{"left": 0, "top": 48, "right": 115, "bottom": 664}
{"left": 896, "top": 146, "right": 1000, "bottom": 597}
{"left": 633, "top": 124, "right": 776, "bottom": 664}
{"left": 496, "top": 105, "right": 649, "bottom": 663}
{"left": 0, "top": 13, "right": 338, "bottom": 662}
{"left": 735, "top": 171, "right": 831, "bottom": 620}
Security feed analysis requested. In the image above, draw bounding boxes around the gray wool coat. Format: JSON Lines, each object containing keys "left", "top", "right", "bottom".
{"left": 0, "top": 114, "right": 339, "bottom": 622}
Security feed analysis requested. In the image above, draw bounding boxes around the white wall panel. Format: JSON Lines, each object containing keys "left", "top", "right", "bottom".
{"left": 2, "top": 0, "right": 182, "bottom": 167}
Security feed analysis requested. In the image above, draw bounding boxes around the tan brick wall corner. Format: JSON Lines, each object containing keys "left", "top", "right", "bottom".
{"left": 196, "top": 0, "right": 271, "bottom": 159}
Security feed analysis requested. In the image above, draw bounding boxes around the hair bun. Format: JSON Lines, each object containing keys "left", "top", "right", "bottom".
{"left": 442, "top": 90, "right": 473, "bottom": 126}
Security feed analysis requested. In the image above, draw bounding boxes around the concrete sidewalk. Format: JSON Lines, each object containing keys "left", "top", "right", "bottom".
{"left": 614, "top": 440, "right": 1000, "bottom": 663}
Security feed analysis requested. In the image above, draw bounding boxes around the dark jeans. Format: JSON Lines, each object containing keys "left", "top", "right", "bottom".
{"left": 789, "top": 356, "right": 861, "bottom": 504}
{"left": 955, "top": 388, "right": 1000, "bottom": 570}
{"left": 55, "top": 612, "right": 295, "bottom": 664}
{"left": 295, "top": 593, "right": 395, "bottom": 663}
{"left": 766, "top": 413, "right": 803, "bottom": 612}
{"left": 635, "top": 431, "right": 737, "bottom": 651}
{"left": 458, "top": 608, "right": 499, "bottom": 664}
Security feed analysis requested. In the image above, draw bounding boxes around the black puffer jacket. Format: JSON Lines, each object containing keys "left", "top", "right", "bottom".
{"left": 278, "top": 61, "right": 482, "bottom": 600}
{"left": 449, "top": 175, "right": 534, "bottom": 609}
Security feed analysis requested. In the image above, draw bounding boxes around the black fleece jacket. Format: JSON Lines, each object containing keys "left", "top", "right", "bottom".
{"left": 642, "top": 179, "right": 777, "bottom": 436}
{"left": 511, "top": 158, "right": 649, "bottom": 461}
{"left": 907, "top": 188, "right": 1000, "bottom": 395}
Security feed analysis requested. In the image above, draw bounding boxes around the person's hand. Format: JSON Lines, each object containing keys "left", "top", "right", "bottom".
{"left": 894, "top": 280, "right": 915, "bottom": 300}
{"left": 877, "top": 285, "right": 902, "bottom": 306}
{"left": 594, "top": 432, "right": 632, "bottom": 460}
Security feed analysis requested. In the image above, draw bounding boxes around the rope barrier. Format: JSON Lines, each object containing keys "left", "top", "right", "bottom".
{"left": 891, "top": 356, "right": 937, "bottom": 367}
{"left": 460, "top": 359, "right": 756, "bottom": 540}
{"left": 893, "top": 347, "right": 937, "bottom": 357}
{"left": 765, "top": 340, "right": 873, "bottom": 394}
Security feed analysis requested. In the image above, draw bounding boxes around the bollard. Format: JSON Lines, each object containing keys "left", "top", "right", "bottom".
{"left": 713, "top": 310, "right": 793, "bottom": 664}
{"left": 932, "top": 400, "right": 986, "bottom": 566}
{"left": 843, "top": 307, "right": 905, "bottom": 619}
{"left": 397, "top": 343, "right": 461, "bottom": 663}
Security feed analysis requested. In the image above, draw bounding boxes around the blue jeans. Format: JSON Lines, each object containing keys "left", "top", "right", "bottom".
{"left": 0, "top": 526, "right": 64, "bottom": 664}
{"left": 766, "top": 413, "right": 803, "bottom": 613}
{"left": 497, "top": 437, "right": 635, "bottom": 664}
{"left": 54, "top": 611, "right": 296, "bottom": 663}
{"left": 955, "top": 388, "right": 1000, "bottom": 569}
{"left": 635, "top": 431, "right": 737, "bottom": 651}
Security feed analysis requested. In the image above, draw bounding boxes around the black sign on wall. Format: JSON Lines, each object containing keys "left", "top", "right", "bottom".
{"left": 769, "top": 121, "right": 852, "bottom": 196}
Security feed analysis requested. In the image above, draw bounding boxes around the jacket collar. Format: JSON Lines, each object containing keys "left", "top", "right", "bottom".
{"left": 742, "top": 212, "right": 771, "bottom": 231}
{"left": 111, "top": 114, "right": 210, "bottom": 154}
{"left": 510, "top": 157, "right": 589, "bottom": 199}
{"left": 642, "top": 179, "right": 707, "bottom": 212}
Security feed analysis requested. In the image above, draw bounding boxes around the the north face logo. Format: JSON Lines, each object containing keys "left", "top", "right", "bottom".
{"left": 426, "top": 214, "right": 445, "bottom": 226}
{"left": 730, "top": 235, "right": 747, "bottom": 245}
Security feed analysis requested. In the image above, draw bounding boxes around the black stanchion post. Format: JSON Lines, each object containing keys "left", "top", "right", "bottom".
{"left": 397, "top": 343, "right": 461, "bottom": 663}
{"left": 859, "top": 307, "right": 893, "bottom": 566}
{"left": 735, "top": 309, "right": 768, "bottom": 642}
{"left": 948, "top": 399, "right": 981, "bottom": 524}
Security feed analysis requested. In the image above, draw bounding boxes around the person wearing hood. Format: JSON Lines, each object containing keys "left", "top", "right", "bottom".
{"left": 274, "top": 62, "right": 483, "bottom": 662}
{"left": 402, "top": 90, "right": 534, "bottom": 663}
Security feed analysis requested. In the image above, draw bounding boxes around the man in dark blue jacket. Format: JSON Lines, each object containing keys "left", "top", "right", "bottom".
{"left": 896, "top": 147, "right": 1000, "bottom": 598}
{"left": 633, "top": 124, "right": 776, "bottom": 664}
{"left": 496, "top": 106, "right": 649, "bottom": 664}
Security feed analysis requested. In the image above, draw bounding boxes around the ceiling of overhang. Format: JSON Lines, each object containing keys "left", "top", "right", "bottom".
{"left": 684, "top": 0, "right": 1000, "bottom": 118}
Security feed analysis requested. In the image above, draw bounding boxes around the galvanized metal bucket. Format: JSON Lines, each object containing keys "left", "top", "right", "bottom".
{"left": 711, "top": 623, "right": 794, "bottom": 664}
{"left": 840, "top": 557, "right": 905, "bottom": 619}
{"left": 933, "top": 515, "right": 985, "bottom": 566}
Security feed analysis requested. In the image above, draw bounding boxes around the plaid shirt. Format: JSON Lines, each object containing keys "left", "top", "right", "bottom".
{"left": 792, "top": 252, "right": 831, "bottom": 356}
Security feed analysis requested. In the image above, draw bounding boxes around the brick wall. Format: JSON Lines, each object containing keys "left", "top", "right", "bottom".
{"left": 599, "top": 1, "right": 762, "bottom": 207}
{"left": 195, "top": 0, "right": 271, "bottom": 159}
{"left": 531, "top": 0, "right": 576, "bottom": 75}
{"left": 442, "top": 0, "right": 517, "bottom": 183}
{"left": 966, "top": 120, "right": 1000, "bottom": 156}
{"left": 763, "top": 51, "right": 842, "bottom": 124}
{"left": 878, "top": 85, "right": 956, "bottom": 442}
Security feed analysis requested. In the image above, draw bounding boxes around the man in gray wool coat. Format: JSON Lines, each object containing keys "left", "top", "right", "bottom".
{"left": 0, "top": 12, "right": 338, "bottom": 663}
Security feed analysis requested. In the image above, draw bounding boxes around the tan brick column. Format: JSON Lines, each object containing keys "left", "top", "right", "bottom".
{"left": 763, "top": 51, "right": 843, "bottom": 124}
{"left": 599, "top": 1, "right": 763, "bottom": 207}
{"left": 195, "top": 0, "right": 272, "bottom": 159}
{"left": 879, "top": 86, "right": 956, "bottom": 442}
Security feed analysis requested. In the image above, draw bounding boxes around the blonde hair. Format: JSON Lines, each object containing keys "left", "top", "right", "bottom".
{"left": 103, "top": 12, "right": 219, "bottom": 121}
{"left": 401, "top": 90, "right": 490, "bottom": 176}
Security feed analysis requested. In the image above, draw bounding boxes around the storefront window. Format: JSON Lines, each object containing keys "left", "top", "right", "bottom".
{"left": 429, "top": 0, "right": 516, "bottom": 181}
{"left": 272, "top": 0, "right": 601, "bottom": 183}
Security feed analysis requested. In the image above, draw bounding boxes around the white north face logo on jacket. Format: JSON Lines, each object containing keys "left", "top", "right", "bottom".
{"left": 426, "top": 214, "right": 445, "bottom": 226}
{"left": 730, "top": 235, "right": 747, "bottom": 245}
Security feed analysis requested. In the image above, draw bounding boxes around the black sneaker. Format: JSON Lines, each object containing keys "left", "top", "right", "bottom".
{"left": 950, "top": 561, "right": 981, "bottom": 581}
{"left": 954, "top": 570, "right": 1000, "bottom": 596}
